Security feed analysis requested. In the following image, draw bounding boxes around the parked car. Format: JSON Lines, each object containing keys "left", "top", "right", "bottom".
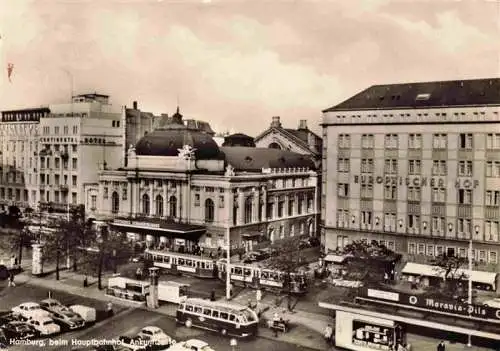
{"left": 40, "top": 298, "right": 70, "bottom": 313}
{"left": 26, "top": 315, "right": 60, "bottom": 336}
{"left": 69, "top": 305, "right": 96, "bottom": 323}
{"left": 12, "top": 302, "right": 51, "bottom": 320}
{"left": 50, "top": 309, "right": 86, "bottom": 330}
{"left": 137, "top": 326, "right": 174, "bottom": 346}
{"left": 169, "top": 339, "right": 214, "bottom": 351}
{"left": 258, "top": 248, "right": 277, "bottom": 258}
{"left": 1, "top": 321, "right": 39, "bottom": 340}
{"left": 0, "top": 312, "right": 21, "bottom": 326}
{"left": 484, "top": 298, "right": 500, "bottom": 308}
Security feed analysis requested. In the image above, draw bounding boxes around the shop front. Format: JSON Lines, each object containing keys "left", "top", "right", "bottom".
{"left": 108, "top": 217, "right": 206, "bottom": 254}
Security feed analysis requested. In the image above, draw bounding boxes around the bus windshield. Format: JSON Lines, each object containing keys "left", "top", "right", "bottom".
{"left": 241, "top": 309, "right": 257, "bottom": 322}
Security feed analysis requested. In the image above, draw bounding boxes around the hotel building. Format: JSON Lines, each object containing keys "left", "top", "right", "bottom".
{"left": 0, "top": 93, "right": 123, "bottom": 212}
{"left": 321, "top": 78, "right": 500, "bottom": 272}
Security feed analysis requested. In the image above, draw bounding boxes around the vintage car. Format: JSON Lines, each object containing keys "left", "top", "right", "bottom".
{"left": 12, "top": 302, "right": 51, "bottom": 320}
{"left": 169, "top": 339, "right": 214, "bottom": 351}
{"left": 50, "top": 309, "right": 86, "bottom": 330}
{"left": 1, "top": 321, "right": 39, "bottom": 340}
{"left": 26, "top": 315, "right": 61, "bottom": 336}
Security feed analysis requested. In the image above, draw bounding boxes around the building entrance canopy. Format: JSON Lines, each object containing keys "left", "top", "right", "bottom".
{"left": 109, "top": 217, "right": 206, "bottom": 238}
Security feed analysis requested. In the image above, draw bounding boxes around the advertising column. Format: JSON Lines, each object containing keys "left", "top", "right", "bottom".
{"left": 147, "top": 267, "right": 159, "bottom": 309}
{"left": 31, "top": 243, "right": 44, "bottom": 275}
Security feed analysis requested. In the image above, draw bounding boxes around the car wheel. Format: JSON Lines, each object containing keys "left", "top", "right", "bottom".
{"left": 221, "top": 328, "right": 227, "bottom": 336}
{"left": 185, "top": 319, "right": 192, "bottom": 328}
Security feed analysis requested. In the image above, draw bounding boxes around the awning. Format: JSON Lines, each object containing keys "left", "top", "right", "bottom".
{"left": 401, "top": 262, "right": 498, "bottom": 286}
{"left": 109, "top": 218, "right": 205, "bottom": 236}
{"left": 324, "top": 254, "right": 348, "bottom": 264}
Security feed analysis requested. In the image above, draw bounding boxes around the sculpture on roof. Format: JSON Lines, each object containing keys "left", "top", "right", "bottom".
{"left": 225, "top": 164, "right": 235, "bottom": 176}
{"left": 127, "top": 144, "right": 136, "bottom": 157}
{"left": 177, "top": 144, "right": 197, "bottom": 160}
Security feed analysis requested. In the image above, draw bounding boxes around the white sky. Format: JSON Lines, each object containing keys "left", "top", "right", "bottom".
{"left": 0, "top": 0, "right": 499, "bottom": 136}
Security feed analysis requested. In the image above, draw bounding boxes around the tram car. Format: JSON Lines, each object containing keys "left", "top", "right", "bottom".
{"left": 216, "top": 259, "right": 308, "bottom": 295}
{"left": 144, "top": 250, "right": 217, "bottom": 278}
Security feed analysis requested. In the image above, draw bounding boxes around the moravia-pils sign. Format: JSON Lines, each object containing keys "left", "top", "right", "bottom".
{"left": 364, "top": 288, "right": 500, "bottom": 321}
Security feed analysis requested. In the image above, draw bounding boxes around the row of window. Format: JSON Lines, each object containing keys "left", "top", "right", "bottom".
{"left": 336, "top": 236, "right": 395, "bottom": 252}
{"left": 338, "top": 183, "right": 499, "bottom": 205}
{"left": 338, "top": 133, "right": 500, "bottom": 150}
{"left": 39, "top": 190, "right": 77, "bottom": 204}
{"left": 338, "top": 158, "right": 500, "bottom": 177}
{"left": 40, "top": 157, "right": 78, "bottom": 170}
{"left": 408, "top": 242, "right": 498, "bottom": 264}
{"left": 336, "top": 210, "right": 500, "bottom": 241}
{"left": 42, "top": 125, "right": 79, "bottom": 135}
{"left": 39, "top": 174, "right": 77, "bottom": 187}
{"left": 336, "top": 110, "right": 497, "bottom": 120}
{"left": 2, "top": 141, "right": 38, "bottom": 153}
{"left": 2, "top": 111, "right": 49, "bottom": 120}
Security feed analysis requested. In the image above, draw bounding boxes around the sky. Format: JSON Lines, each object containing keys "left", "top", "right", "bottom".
{"left": 0, "top": 0, "right": 499, "bottom": 136}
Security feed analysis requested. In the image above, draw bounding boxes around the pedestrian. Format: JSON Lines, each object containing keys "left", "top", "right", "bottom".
{"left": 8, "top": 272, "right": 15, "bottom": 287}
{"left": 256, "top": 289, "right": 262, "bottom": 303}
{"left": 272, "top": 312, "right": 280, "bottom": 337}
{"left": 384, "top": 272, "right": 389, "bottom": 284}
{"left": 136, "top": 267, "right": 143, "bottom": 280}
{"left": 210, "top": 290, "right": 216, "bottom": 301}
{"left": 229, "top": 283, "right": 233, "bottom": 297}
{"left": 323, "top": 324, "right": 333, "bottom": 345}
{"left": 106, "top": 302, "right": 114, "bottom": 318}
{"left": 437, "top": 340, "right": 446, "bottom": 351}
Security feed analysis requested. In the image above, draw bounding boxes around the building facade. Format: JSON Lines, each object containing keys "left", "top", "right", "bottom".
{"left": 0, "top": 93, "right": 123, "bottom": 213}
{"left": 85, "top": 109, "right": 319, "bottom": 252}
{"left": 322, "top": 78, "right": 500, "bottom": 272}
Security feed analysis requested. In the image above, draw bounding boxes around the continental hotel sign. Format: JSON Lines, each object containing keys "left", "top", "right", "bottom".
{"left": 354, "top": 175, "right": 479, "bottom": 189}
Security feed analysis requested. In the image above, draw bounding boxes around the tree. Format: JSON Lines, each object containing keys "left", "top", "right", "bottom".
{"left": 264, "top": 239, "right": 306, "bottom": 310}
{"left": 431, "top": 253, "right": 468, "bottom": 295}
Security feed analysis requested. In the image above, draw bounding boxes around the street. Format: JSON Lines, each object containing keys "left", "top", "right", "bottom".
{"left": 0, "top": 283, "right": 317, "bottom": 351}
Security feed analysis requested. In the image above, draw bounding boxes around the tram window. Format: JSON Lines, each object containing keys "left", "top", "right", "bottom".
{"left": 178, "top": 258, "right": 185, "bottom": 265}
{"left": 229, "top": 314, "right": 236, "bottom": 322}
{"left": 180, "top": 303, "right": 185, "bottom": 310}
{"left": 200, "top": 262, "right": 204, "bottom": 269}
{"left": 238, "top": 315, "right": 246, "bottom": 323}
{"left": 203, "top": 308, "right": 211, "bottom": 316}
{"left": 220, "top": 312, "right": 229, "bottom": 320}
{"left": 163, "top": 256, "right": 169, "bottom": 263}
{"left": 172, "top": 257, "right": 176, "bottom": 264}
{"left": 244, "top": 269, "right": 252, "bottom": 276}
{"left": 186, "top": 260, "right": 192, "bottom": 267}
{"left": 272, "top": 273, "right": 279, "bottom": 280}
{"left": 261, "top": 272, "right": 269, "bottom": 279}
{"left": 206, "top": 262, "right": 212, "bottom": 269}
{"left": 186, "top": 305, "right": 194, "bottom": 312}
{"left": 212, "top": 310, "right": 219, "bottom": 318}
{"left": 194, "top": 306, "right": 203, "bottom": 314}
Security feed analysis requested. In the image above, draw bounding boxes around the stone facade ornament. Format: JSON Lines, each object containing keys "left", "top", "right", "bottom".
{"left": 177, "top": 144, "right": 197, "bottom": 160}
{"left": 225, "top": 164, "right": 235, "bottom": 176}
{"left": 127, "top": 144, "right": 136, "bottom": 157}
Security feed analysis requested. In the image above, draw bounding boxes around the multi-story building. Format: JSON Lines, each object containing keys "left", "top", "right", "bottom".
{"left": 321, "top": 78, "right": 500, "bottom": 272}
{"left": 85, "top": 108, "right": 319, "bottom": 252}
{"left": 0, "top": 93, "right": 123, "bottom": 213}
{"left": 0, "top": 108, "right": 48, "bottom": 211}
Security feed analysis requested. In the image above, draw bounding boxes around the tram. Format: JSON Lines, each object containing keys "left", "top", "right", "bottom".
{"left": 216, "top": 260, "right": 308, "bottom": 294}
{"left": 144, "top": 250, "right": 309, "bottom": 294}
{"left": 144, "top": 250, "right": 217, "bottom": 278}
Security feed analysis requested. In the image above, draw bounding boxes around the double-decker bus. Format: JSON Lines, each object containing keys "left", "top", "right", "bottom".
{"left": 144, "top": 250, "right": 216, "bottom": 278}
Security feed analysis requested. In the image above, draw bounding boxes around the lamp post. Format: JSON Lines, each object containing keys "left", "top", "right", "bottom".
{"left": 467, "top": 225, "right": 480, "bottom": 348}
{"left": 226, "top": 190, "right": 232, "bottom": 300}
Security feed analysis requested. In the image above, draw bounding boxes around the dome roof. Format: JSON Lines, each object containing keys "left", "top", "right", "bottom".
{"left": 134, "top": 108, "right": 221, "bottom": 159}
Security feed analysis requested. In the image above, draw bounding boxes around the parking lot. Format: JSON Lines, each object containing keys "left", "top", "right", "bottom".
{"left": 1, "top": 283, "right": 316, "bottom": 351}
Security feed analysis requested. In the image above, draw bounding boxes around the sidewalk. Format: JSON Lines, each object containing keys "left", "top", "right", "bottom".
{"left": 12, "top": 263, "right": 330, "bottom": 351}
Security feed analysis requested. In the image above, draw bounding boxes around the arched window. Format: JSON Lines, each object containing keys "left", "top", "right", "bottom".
{"left": 205, "top": 198, "right": 215, "bottom": 223}
{"left": 169, "top": 196, "right": 177, "bottom": 218}
{"left": 142, "top": 194, "right": 150, "bottom": 215}
{"left": 111, "top": 192, "right": 119, "bottom": 214}
{"left": 244, "top": 197, "right": 253, "bottom": 224}
{"left": 155, "top": 195, "right": 163, "bottom": 217}
{"left": 268, "top": 142, "right": 281, "bottom": 149}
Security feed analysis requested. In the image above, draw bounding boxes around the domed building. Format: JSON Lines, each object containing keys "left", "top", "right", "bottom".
{"left": 84, "top": 108, "right": 319, "bottom": 254}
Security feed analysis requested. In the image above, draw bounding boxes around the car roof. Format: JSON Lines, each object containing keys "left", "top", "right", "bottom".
{"left": 186, "top": 339, "right": 208, "bottom": 347}
{"left": 141, "top": 326, "right": 162, "bottom": 332}
{"left": 21, "top": 302, "right": 40, "bottom": 307}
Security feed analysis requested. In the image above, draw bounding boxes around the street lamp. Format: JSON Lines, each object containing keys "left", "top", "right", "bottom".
{"left": 467, "top": 225, "right": 480, "bottom": 348}
{"left": 225, "top": 191, "right": 232, "bottom": 300}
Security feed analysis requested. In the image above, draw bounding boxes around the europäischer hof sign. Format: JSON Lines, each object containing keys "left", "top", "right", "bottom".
{"left": 354, "top": 175, "right": 479, "bottom": 189}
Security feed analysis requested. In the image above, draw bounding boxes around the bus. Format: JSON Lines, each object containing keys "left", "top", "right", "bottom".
{"left": 176, "top": 298, "right": 258, "bottom": 338}
{"left": 144, "top": 250, "right": 217, "bottom": 278}
{"left": 217, "top": 260, "right": 308, "bottom": 294}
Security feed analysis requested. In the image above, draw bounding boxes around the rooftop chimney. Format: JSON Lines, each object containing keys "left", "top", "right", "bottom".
{"left": 133, "top": 101, "right": 138, "bottom": 110}
{"left": 271, "top": 116, "right": 282, "bottom": 128}
{"left": 298, "top": 119, "right": 308, "bottom": 130}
